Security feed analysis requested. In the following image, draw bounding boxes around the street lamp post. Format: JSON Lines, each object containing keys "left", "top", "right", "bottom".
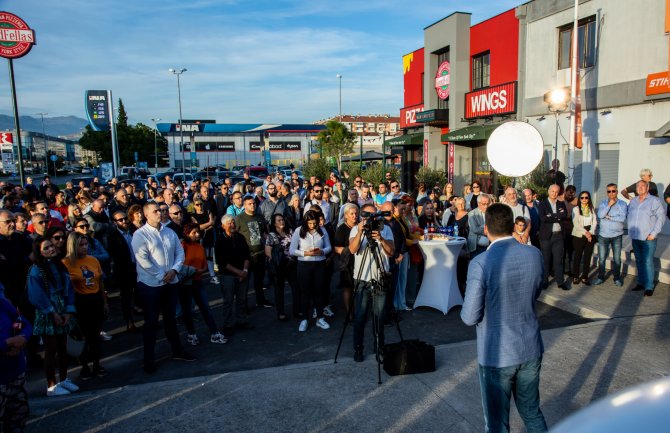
{"left": 336, "top": 74, "right": 342, "bottom": 121}
{"left": 544, "top": 88, "right": 569, "bottom": 185}
{"left": 169, "top": 68, "right": 187, "bottom": 177}
{"left": 151, "top": 118, "right": 161, "bottom": 172}
{"left": 37, "top": 112, "right": 48, "bottom": 175}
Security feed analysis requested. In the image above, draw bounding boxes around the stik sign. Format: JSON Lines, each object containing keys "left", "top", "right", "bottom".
{"left": 0, "top": 12, "right": 35, "bottom": 59}
{"left": 434, "top": 61, "right": 450, "bottom": 100}
{"left": 465, "top": 81, "right": 517, "bottom": 119}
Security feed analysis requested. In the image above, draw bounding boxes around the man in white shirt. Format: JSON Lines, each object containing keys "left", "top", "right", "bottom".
{"left": 349, "top": 203, "right": 394, "bottom": 362}
{"left": 132, "top": 201, "right": 195, "bottom": 373}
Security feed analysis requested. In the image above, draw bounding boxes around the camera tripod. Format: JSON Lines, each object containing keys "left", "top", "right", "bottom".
{"left": 334, "top": 233, "right": 404, "bottom": 384}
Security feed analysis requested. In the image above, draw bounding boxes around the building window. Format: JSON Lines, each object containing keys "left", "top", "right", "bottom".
{"left": 558, "top": 16, "right": 596, "bottom": 70}
{"left": 472, "top": 52, "right": 490, "bottom": 90}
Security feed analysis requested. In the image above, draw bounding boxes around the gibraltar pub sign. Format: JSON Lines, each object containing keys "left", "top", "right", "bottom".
{"left": 465, "top": 81, "right": 517, "bottom": 119}
{"left": 0, "top": 12, "right": 35, "bottom": 59}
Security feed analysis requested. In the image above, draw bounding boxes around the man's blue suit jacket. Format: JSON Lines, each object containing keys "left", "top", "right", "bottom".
{"left": 461, "top": 237, "right": 544, "bottom": 368}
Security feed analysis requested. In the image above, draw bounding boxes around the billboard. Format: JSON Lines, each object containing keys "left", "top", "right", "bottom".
{"left": 85, "top": 90, "right": 111, "bottom": 131}
{"left": 465, "top": 81, "right": 517, "bottom": 119}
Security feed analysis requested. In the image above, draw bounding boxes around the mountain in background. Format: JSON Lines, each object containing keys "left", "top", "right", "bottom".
{"left": 0, "top": 114, "right": 88, "bottom": 137}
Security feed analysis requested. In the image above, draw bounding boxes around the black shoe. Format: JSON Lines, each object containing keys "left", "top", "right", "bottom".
{"left": 172, "top": 352, "right": 197, "bottom": 362}
{"left": 572, "top": 278, "right": 580, "bottom": 285}
{"left": 354, "top": 346, "right": 364, "bottom": 362}
{"left": 92, "top": 366, "right": 108, "bottom": 377}
{"left": 581, "top": 278, "right": 591, "bottom": 286}
{"left": 258, "top": 300, "right": 274, "bottom": 308}
{"left": 80, "top": 366, "right": 93, "bottom": 380}
{"left": 632, "top": 285, "right": 645, "bottom": 291}
{"left": 644, "top": 290, "right": 654, "bottom": 297}
{"left": 558, "top": 283, "right": 571, "bottom": 291}
{"left": 143, "top": 362, "right": 157, "bottom": 374}
{"left": 235, "top": 322, "right": 255, "bottom": 330}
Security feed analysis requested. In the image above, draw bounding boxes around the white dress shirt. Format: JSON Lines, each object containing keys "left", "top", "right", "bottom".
{"left": 132, "top": 222, "right": 184, "bottom": 287}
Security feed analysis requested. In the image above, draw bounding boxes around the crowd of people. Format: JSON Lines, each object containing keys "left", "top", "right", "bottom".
{"left": 0, "top": 166, "right": 667, "bottom": 430}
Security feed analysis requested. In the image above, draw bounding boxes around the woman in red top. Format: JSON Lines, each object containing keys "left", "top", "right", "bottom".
{"left": 179, "top": 223, "right": 228, "bottom": 345}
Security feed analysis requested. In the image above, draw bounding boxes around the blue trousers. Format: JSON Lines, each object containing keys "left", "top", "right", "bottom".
{"left": 631, "top": 239, "right": 657, "bottom": 290}
{"left": 478, "top": 357, "right": 547, "bottom": 433}
{"left": 137, "top": 282, "right": 184, "bottom": 364}
{"left": 597, "top": 235, "right": 622, "bottom": 281}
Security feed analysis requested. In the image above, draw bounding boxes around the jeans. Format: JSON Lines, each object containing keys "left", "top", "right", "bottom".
{"left": 597, "top": 235, "right": 622, "bottom": 280}
{"left": 394, "top": 254, "right": 409, "bottom": 310}
{"left": 137, "top": 282, "right": 184, "bottom": 364}
{"left": 478, "top": 357, "right": 548, "bottom": 433}
{"left": 353, "top": 280, "right": 386, "bottom": 349}
{"left": 178, "top": 280, "right": 220, "bottom": 335}
{"left": 220, "top": 274, "right": 249, "bottom": 328}
{"left": 540, "top": 233, "right": 565, "bottom": 285}
{"left": 631, "top": 239, "right": 657, "bottom": 290}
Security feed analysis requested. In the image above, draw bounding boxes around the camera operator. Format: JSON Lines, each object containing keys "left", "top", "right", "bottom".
{"left": 349, "top": 204, "right": 394, "bottom": 362}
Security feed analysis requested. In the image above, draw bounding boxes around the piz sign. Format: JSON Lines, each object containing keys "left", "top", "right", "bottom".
{"left": 465, "top": 81, "right": 517, "bottom": 119}
{"left": 400, "top": 104, "right": 424, "bottom": 128}
{"left": 0, "top": 12, "right": 35, "bottom": 59}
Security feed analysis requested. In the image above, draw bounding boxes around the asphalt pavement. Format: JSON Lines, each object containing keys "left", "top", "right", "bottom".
{"left": 23, "top": 274, "right": 669, "bottom": 433}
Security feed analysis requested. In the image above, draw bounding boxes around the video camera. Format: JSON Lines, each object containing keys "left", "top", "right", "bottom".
{"left": 360, "top": 210, "right": 391, "bottom": 238}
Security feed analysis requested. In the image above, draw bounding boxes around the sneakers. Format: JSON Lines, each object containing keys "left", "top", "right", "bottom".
{"left": 259, "top": 300, "right": 274, "bottom": 308}
{"left": 316, "top": 318, "right": 330, "bottom": 330}
{"left": 298, "top": 320, "right": 308, "bottom": 332}
{"left": 592, "top": 278, "right": 604, "bottom": 286}
{"left": 172, "top": 352, "right": 197, "bottom": 362}
{"left": 210, "top": 332, "right": 229, "bottom": 344}
{"left": 187, "top": 334, "right": 200, "bottom": 346}
{"left": 46, "top": 383, "right": 70, "bottom": 397}
{"left": 58, "top": 378, "right": 79, "bottom": 392}
{"left": 99, "top": 331, "right": 112, "bottom": 341}
{"left": 323, "top": 305, "right": 335, "bottom": 317}
{"left": 92, "top": 366, "right": 108, "bottom": 377}
{"left": 210, "top": 276, "right": 220, "bottom": 285}
{"left": 614, "top": 279, "right": 623, "bottom": 287}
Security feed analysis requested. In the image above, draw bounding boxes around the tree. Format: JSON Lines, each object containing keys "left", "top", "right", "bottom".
{"left": 316, "top": 120, "right": 355, "bottom": 171}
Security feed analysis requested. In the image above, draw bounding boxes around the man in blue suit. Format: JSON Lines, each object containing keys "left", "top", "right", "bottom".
{"left": 461, "top": 203, "right": 547, "bottom": 433}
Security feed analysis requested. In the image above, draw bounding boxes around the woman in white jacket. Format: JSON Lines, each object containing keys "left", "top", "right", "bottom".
{"left": 571, "top": 191, "right": 598, "bottom": 285}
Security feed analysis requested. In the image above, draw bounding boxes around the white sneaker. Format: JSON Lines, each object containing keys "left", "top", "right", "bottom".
{"left": 312, "top": 308, "right": 317, "bottom": 319}
{"left": 210, "top": 332, "right": 229, "bottom": 344}
{"left": 58, "top": 378, "right": 79, "bottom": 392}
{"left": 186, "top": 334, "right": 200, "bottom": 346}
{"left": 47, "top": 384, "right": 71, "bottom": 397}
{"left": 316, "top": 318, "right": 330, "bottom": 330}
{"left": 298, "top": 320, "right": 308, "bottom": 332}
{"left": 99, "top": 331, "right": 112, "bottom": 341}
{"left": 323, "top": 305, "right": 334, "bottom": 317}
{"left": 210, "top": 276, "right": 220, "bottom": 284}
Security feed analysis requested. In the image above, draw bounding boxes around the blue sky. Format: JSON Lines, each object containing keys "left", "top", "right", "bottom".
{"left": 0, "top": 0, "right": 519, "bottom": 127}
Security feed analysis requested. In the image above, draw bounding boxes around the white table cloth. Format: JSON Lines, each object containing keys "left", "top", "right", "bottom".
{"left": 413, "top": 237, "right": 466, "bottom": 315}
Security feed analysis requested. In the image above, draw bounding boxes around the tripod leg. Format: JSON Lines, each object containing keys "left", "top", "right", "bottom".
{"left": 371, "top": 291, "right": 382, "bottom": 384}
{"left": 334, "top": 282, "right": 359, "bottom": 364}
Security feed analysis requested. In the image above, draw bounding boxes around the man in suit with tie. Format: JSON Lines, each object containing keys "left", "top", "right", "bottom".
{"left": 538, "top": 184, "right": 570, "bottom": 290}
{"left": 462, "top": 203, "right": 548, "bottom": 433}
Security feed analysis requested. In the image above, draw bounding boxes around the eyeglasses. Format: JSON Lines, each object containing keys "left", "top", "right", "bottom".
{"left": 52, "top": 235, "right": 65, "bottom": 240}
{"left": 194, "top": 203, "right": 202, "bottom": 206}
{"left": 580, "top": 196, "right": 589, "bottom": 200}
{"left": 36, "top": 220, "right": 48, "bottom": 225}
{"left": 391, "top": 185, "right": 399, "bottom": 189}
{"left": 607, "top": 189, "right": 617, "bottom": 193}
{"left": 313, "top": 189, "right": 323, "bottom": 193}
{"left": 76, "top": 224, "right": 89, "bottom": 229}
{"left": 114, "top": 217, "right": 129, "bottom": 222}
{"left": 170, "top": 211, "right": 182, "bottom": 215}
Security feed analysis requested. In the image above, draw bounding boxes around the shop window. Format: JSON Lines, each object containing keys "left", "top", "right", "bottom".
{"left": 472, "top": 52, "right": 490, "bottom": 90}
{"left": 558, "top": 16, "right": 596, "bottom": 70}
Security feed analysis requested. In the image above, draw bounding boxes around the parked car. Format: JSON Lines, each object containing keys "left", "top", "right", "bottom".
{"left": 244, "top": 166, "right": 269, "bottom": 178}
{"left": 80, "top": 167, "right": 92, "bottom": 174}
{"left": 173, "top": 173, "right": 195, "bottom": 188}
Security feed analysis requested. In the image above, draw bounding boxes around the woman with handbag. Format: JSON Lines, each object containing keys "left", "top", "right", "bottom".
{"left": 62, "top": 232, "right": 109, "bottom": 380}
{"left": 265, "top": 213, "right": 297, "bottom": 321}
{"left": 27, "top": 238, "right": 79, "bottom": 397}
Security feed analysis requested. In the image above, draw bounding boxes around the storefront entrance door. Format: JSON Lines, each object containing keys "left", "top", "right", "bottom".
{"left": 472, "top": 145, "right": 493, "bottom": 193}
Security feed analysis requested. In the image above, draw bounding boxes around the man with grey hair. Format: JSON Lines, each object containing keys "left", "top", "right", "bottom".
{"left": 215, "top": 214, "right": 251, "bottom": 336}
{"left": 467, "top": 193, "right": 491, "bottom": 257}
{"left": 622, "top": 168, "right": 658, "bottom": 199}
{"left": 85, "top": 199, "right": 110, "bottom": 243}
{"left": 502, "top": 187, "right": 530, "bottom": 244}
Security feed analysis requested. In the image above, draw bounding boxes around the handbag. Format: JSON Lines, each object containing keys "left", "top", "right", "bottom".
{"left": 67, "top": 323, "right": 85, "bottom": 357}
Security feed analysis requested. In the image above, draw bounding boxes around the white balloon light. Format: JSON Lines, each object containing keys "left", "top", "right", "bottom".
{"left": 486, "top": 121, "right": 544, "bottom": 177}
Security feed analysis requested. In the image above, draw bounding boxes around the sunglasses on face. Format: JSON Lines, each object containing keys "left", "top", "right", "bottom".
{"left": 36, "top": 221, "right": 48, "bottom": 225}
{"left": 52, "top": 235, "right": 65, "bottom": 240}
{"left": 314, "top": 189, "right": 323, "bottom": 193}
{"left": 115, "top": 217, "right": 129, "bottom": 222}
{"left": 580, "top": 196, "right": 589, "bottom": 200}
{"left": 391, "top": 185, "right": 399, "bottom": 189}
{"left": 171, "top": 211, "right": 182, "bottom": 215}
{"left": 76, "top": 224, "right": 89, "bottom": 229}
{"left": 607, "top": 189, "right": 617, "bottom": 193}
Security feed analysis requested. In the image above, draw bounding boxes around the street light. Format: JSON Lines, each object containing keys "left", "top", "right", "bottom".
{"left": 336, "top": 74, "right": 342, "bottom": 121}
{"left": 169, "top": 68, "right": 187, "bottom": 177}
{"left": 543, "top": 88, "right": 569, "bottom": 184}
{"left": 36, "top": 112, "right": 48, "bottom": 175}
{"left": 151, "top": 118, "right": 161, "bottom": 172}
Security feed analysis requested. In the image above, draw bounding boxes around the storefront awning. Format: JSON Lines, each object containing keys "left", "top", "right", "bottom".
{"left": 441, "top": 124, "right": 500, "bottom": 142}
{"left": 384, "top": 132, "right": 423, "bottom": 146}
